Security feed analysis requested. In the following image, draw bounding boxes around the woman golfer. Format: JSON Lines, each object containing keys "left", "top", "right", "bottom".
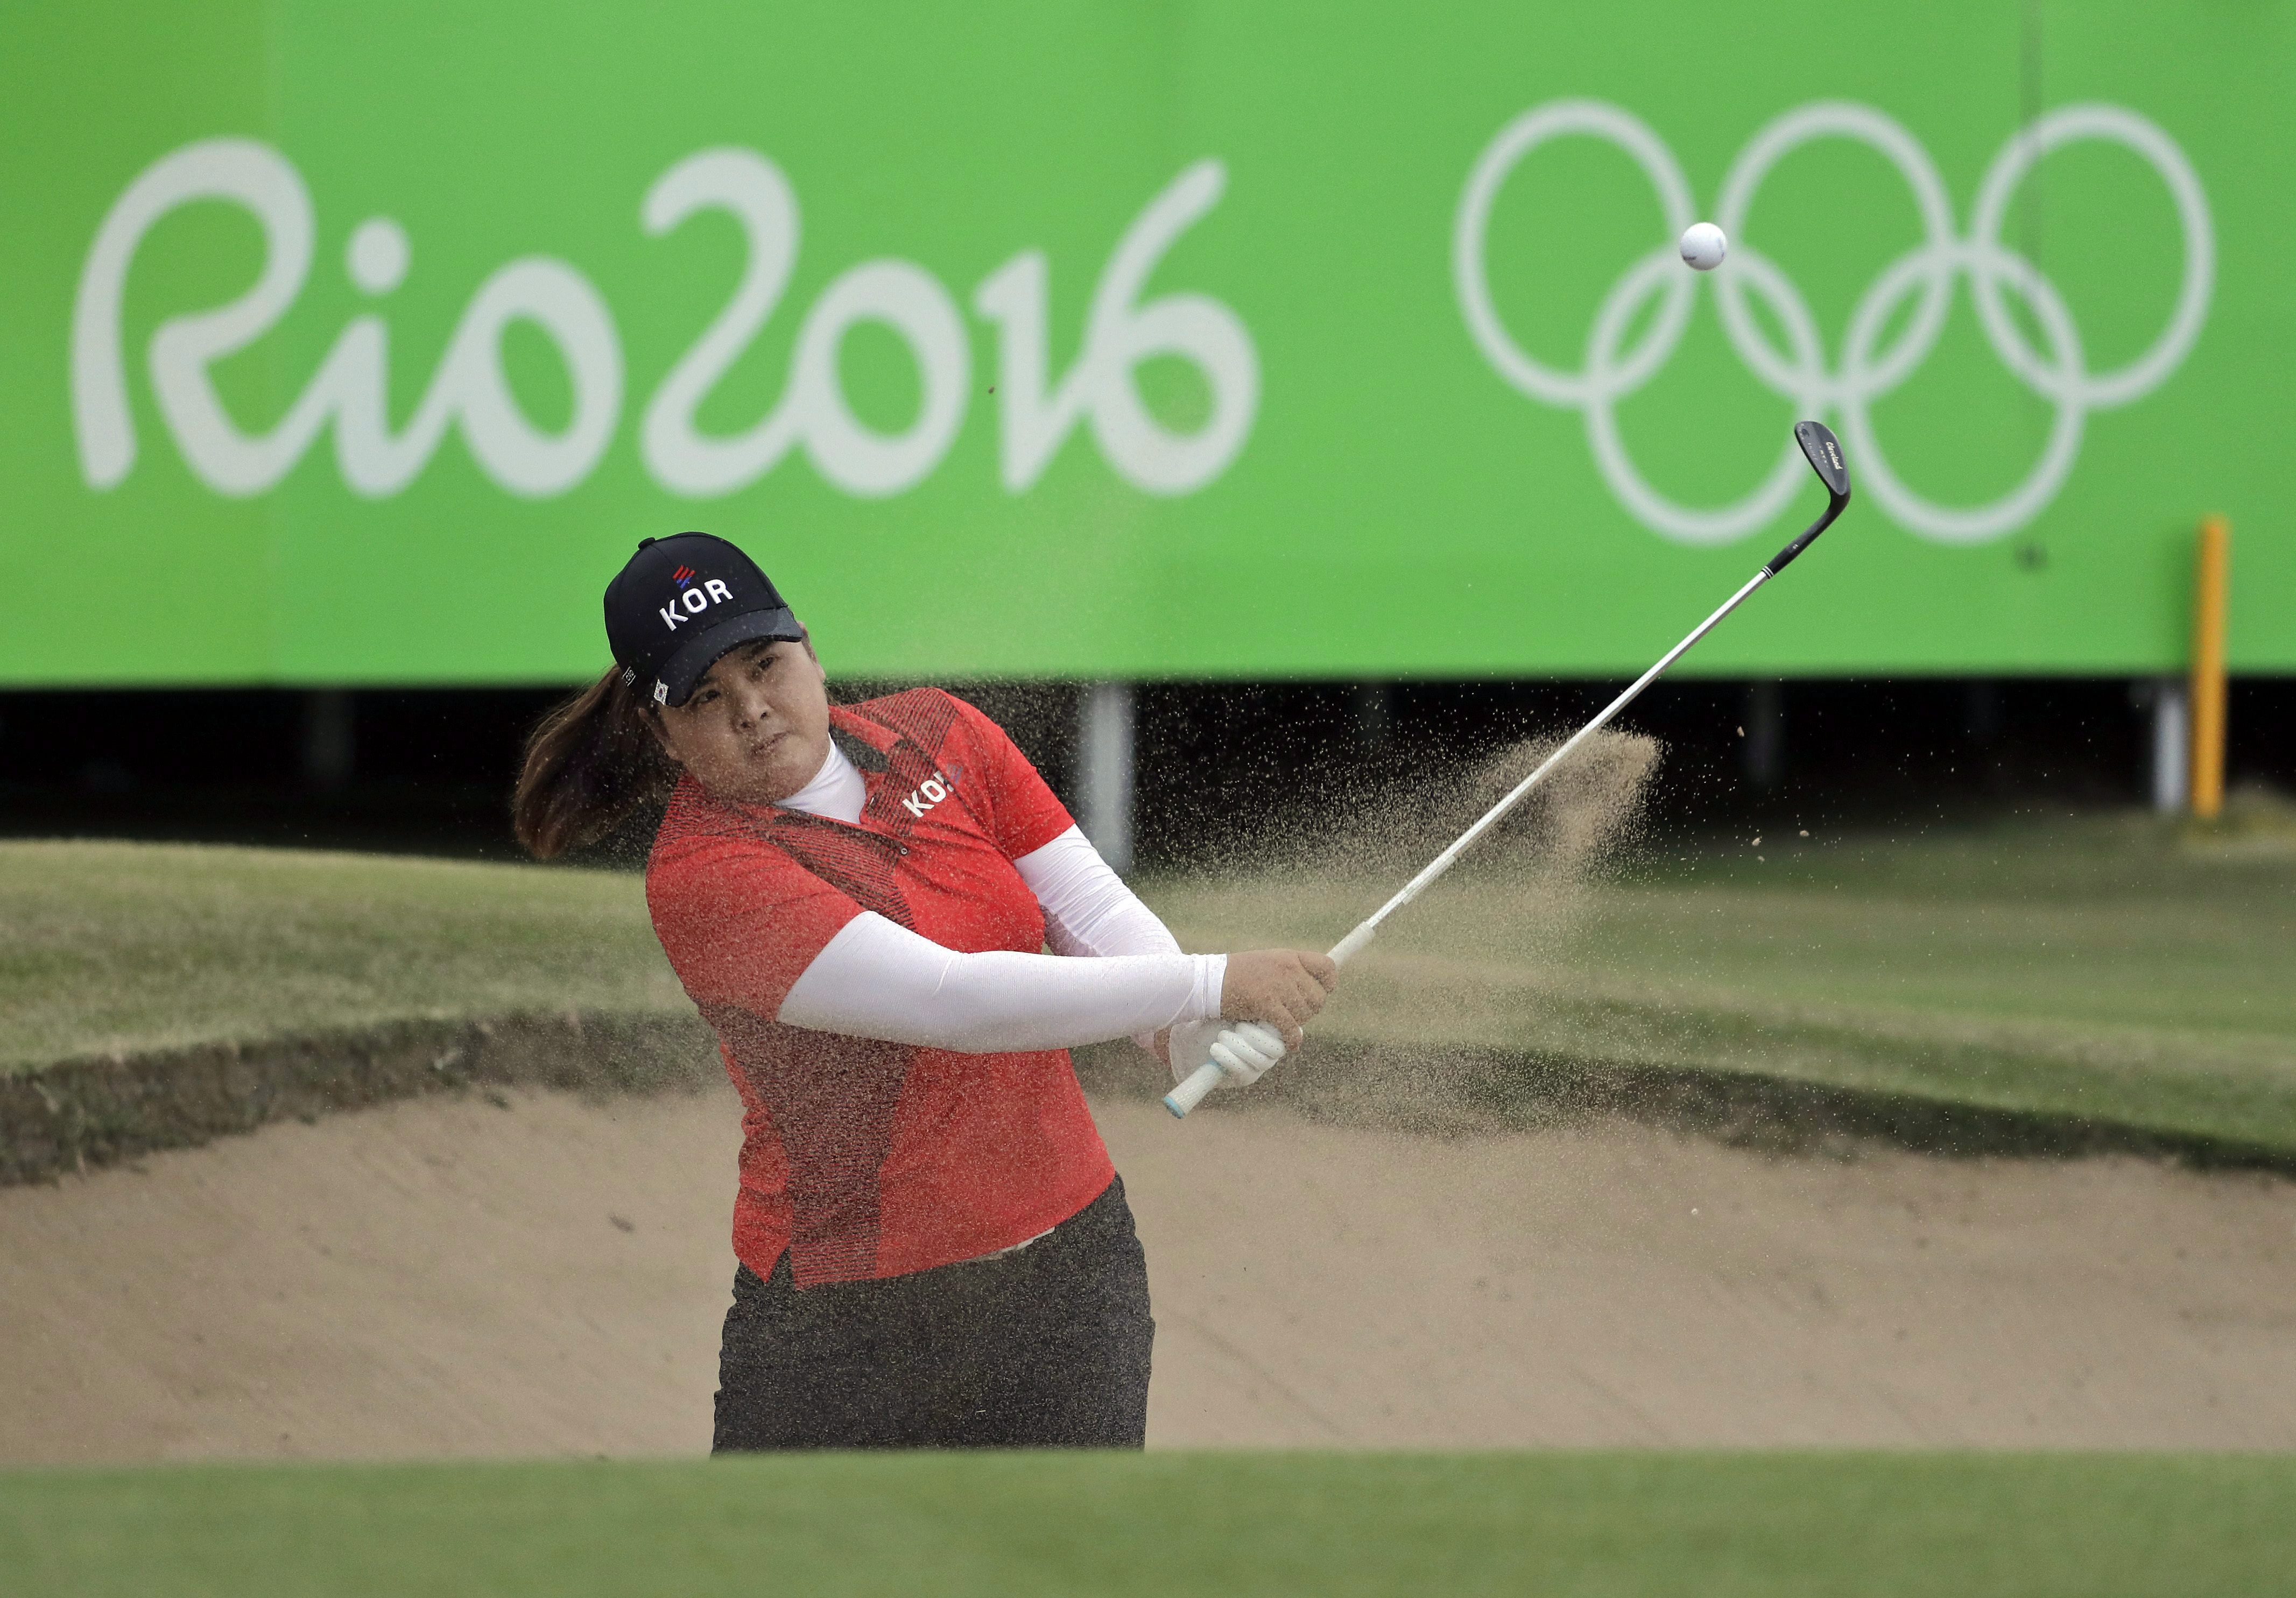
{"left": 513, "top": 532, "right": 1336, "bottom": 1449}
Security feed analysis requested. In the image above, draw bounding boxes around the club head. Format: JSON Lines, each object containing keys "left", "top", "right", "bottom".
{"left": 1794, "top": 419, "right": 1851, "bottom": 505}
{"left": 1762, "top": 421, "right": 1854, "bottom": 577}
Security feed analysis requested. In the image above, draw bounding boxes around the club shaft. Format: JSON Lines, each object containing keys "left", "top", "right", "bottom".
{"left": 1170, "top": 425, "right": 1849, "bottom": 1120}
{"left": 1165, "top": 564, "right": 1776, "bottom": 1119}
{"left": 1330, "top": 565, "right": 1772, "bottom": 960}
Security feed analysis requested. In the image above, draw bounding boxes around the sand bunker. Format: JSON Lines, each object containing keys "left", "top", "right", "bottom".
{"left": 3, "top": 1082, "right": 2292, "bottom": 1465}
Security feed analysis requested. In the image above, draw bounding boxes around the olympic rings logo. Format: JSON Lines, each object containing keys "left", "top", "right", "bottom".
{"left": 1454, "top": 100, "right": 2214, "bottom": 545}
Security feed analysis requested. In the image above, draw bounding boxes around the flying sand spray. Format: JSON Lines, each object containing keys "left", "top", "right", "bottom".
{"left": 1166, "top": 416, "right": 1854, "bottom": 1118}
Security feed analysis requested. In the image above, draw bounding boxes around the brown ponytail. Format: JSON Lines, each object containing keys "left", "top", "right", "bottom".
{"left": 513, "top": 666, "right": 677, "bottom": 859}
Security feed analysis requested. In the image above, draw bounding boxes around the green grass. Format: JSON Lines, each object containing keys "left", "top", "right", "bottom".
{"left": 1145, "top": 809, "right": 2296, "bottom": 1153}
{"left": 4, "top": 811, "right": 2293, "bottom": 1152}
{"left": 0, "top": 840, "right": 685, "bottom": 1073}
{"left": 4, "top": 1451, "right": 2293, "bottom": 1597}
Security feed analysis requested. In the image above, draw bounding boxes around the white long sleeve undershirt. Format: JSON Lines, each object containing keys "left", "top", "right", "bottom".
{"left": 777, "top": 911, "right": 1222, "bottom": 1051}
{"left": 1015, "top": 827, "right": 1183, "bottom": 963}
{"left": 770, "top": 743, "right": 1217, "bottom": 1052}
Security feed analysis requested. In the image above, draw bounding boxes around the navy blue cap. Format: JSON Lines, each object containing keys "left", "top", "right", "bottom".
{"left": 602, "top": 533, "right": 802, "bottom": 708}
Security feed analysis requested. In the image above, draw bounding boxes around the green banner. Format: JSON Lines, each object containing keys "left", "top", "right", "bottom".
{"left": 2, "top": 1, "right": 2285, "bottom": 684}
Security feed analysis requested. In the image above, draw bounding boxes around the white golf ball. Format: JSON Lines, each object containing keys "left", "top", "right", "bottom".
{"left": 1679, "top": 221, "right": 1727, "bottom": 271}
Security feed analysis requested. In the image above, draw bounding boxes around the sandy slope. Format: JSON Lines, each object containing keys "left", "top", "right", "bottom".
{"left": 3, "top": 1085, "right": 2293, "bottom": 1466}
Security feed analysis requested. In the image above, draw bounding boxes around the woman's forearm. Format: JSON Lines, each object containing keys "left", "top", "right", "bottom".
{"left": 776, "top": 911, "right": 1225, "bottom": 1052}
{"left": 1013, "top": 826, "right": 1181, "bottom": 959}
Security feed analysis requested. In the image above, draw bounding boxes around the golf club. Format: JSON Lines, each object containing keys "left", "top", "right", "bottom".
{"left": 1166, "top": 419, "right": 1854, "bottom": 1118}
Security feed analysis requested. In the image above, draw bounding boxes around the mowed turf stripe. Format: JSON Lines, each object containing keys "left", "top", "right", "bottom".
{"left": 1147, "top": 813, "right": 2296, "bottom": 1157}
{"left": 6, "top": 817, "right": 2294, "bottom": 1169}
{"left": 0, "top": 841, "right": 686, "bottom": 1074}
{"left": 4, "top": 1452, "right": 2294, "bottom": 1597}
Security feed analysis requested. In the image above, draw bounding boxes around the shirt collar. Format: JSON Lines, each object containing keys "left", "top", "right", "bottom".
{"left": 683, "top": 710, "right": 900, "bottom": 835}
{"left": 827, "top": 708, "right": 893, "bottom": 772}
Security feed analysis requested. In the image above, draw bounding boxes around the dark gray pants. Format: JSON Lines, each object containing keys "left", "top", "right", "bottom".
{"left": 712, "top": 1176, "right": 1154, "bottom": 1451}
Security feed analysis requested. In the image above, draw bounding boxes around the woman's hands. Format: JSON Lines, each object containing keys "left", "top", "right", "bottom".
{"left": 1219, "top": 949, "right": 1338, "bottom": 1050}
{"left": 1151, "top": 949, "right": 1336, "bottom": 1100}
{"left": 1158, "top": 1018, "right": 1286, "bottom": 1087}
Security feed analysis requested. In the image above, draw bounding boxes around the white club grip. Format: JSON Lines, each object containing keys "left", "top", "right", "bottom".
{"left": 1327, "top": 923, "right": 1376, "bottom": 968}
{"left": 1167, "top": 925, "right": 1372, "bottom": 1121}
{"left": 1163, "top": 1061, "right": 1226, "bottom": 1119}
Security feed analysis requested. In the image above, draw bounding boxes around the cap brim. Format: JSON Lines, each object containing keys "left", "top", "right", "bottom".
{"left": 654, "top": 607, "right": 805, "bottom": 706}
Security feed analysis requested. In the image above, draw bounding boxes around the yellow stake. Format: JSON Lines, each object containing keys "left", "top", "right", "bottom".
{"left": 2189, "top": 515, "right": 2230, "bottom": 820}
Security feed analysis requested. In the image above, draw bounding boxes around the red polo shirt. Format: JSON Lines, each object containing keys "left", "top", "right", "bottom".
{"left": 644, "top": 688, "right": 1115, "bottom": 1288}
